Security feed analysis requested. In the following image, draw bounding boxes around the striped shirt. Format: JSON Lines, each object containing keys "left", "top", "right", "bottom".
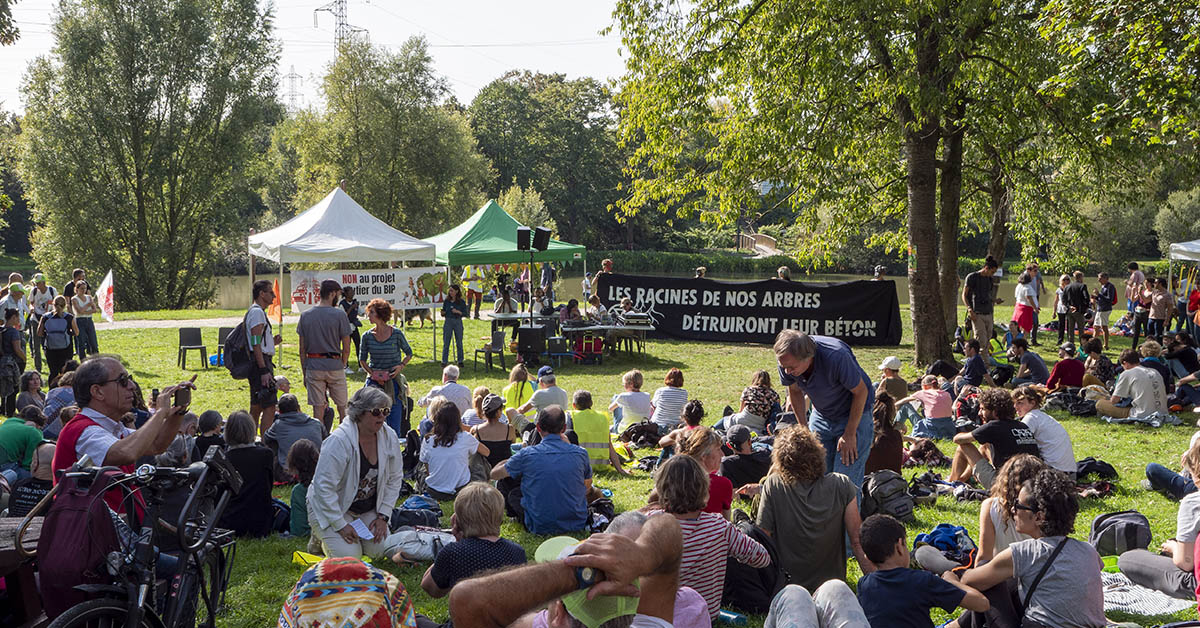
{"left": 649, "top": 510, "right": 770, "bottom": 618}
{"left": 358, "top": 326, "right": 413, "bottom": 370}
{"left": 650, "top": 386, "right": 689, "bottom": 430}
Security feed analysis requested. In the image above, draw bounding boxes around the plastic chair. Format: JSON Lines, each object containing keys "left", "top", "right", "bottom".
{"left": 177, "top": 327, "right": 208, "bottom": 369}
{"left": 474, "top": 330, "right": 507, "bottom": 371}
{"left": 215, "top": 326, "right": 234, "bottom": 365}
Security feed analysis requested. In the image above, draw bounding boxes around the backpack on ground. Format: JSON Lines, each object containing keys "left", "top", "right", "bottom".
{"left": 1089, "top": 510, "right": 1151, "bottom": 556}
{"left": 618, "top": 421, "right": 661, "bottom": 449}
{"left": 722, "top": 510, "right": 787, "bottom": 614}
{"left": 389, "top": 507, "right": 441, "bottom": 531}
{"left": 953, "top": 386, "right": 981, "bottom": 425}
{"left": 861, "top": 469, "right": 915, "bottom": 522}
{"left": 37, "top": 468, "right": 125, "bottom": 619}
{"left": 42, "top": 315, "right": 71, "bottom": 350}
{"left": 224, "top": 312, "right": 253, "bottom": 380}
{"left": 1076, "top": 457, "right": 1118, "bottom": 480}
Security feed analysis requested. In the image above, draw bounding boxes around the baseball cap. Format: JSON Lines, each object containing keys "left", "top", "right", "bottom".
{"left": 482, "top": 393, "right": 504, "bottom": 415}
{"left": 8, "top": 283, "right": 24, "bottom": 295}
{"left": 534, "top": 537, "right": 638, "bottom": 628}
{"left": 537, "top": 365, "right": 555, "bottom": 379}
{"left": 1059, "top": 342, "right": 1076, "bottom": 354}
{"left": 32, "top": 273, "right": 44, "bottom": 283}
{"left": 878, "top": 356, "right": 902, "bottom": 371}
{"left": 726, "top": 424, "right": 752, "bottom": 447}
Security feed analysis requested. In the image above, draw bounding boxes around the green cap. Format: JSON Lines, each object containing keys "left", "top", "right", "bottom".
{"left": 8, "top": 283, "right": 24, "bottom": 294}
{"left": 534, "top": 536, "right": 638, "bottom": 628}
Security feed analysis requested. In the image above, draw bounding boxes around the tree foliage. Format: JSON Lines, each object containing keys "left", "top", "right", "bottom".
{"left": 1155, "top": 188, "right": 1200, "bottom": 256}
{"left": 468, "top": 72, "right": 625, "bottom": 246}
{"left": 0, "top": 0, "right": 18, "bottom": 46}
{"left": 497, "top": 183, "right": 556, "bottom": 237}
{"left": 18, "top": 0, "right": 278, "bottom": 309}
{"left": 279, "top": 38, "right": 490, "bottom": 237}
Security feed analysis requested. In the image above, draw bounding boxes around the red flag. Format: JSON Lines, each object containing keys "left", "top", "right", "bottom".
{"left": 267, "top": 279, "right": 282, "bottom": 322}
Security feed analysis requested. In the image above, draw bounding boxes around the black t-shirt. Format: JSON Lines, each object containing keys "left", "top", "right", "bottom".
{"left": 7, "top": 477, "right": 52, "bottom": 518}
{"left": 1142, "top": 358, "right": 1175, "bottom": 393}
{"left": 429, "top": 537, "right": 527, "bottom": 590}
{"left": 964, "top": 272, "right": 995, "bottom": 314}
{"left": 191, "top": 434, "right": 226, "bottom": 462}
{"left": 972, "top": 419, "right": 1040, "bottom": 471}
{"left": 719, "top": 450, "right": 772, "bottom": 490}
{"left": 218, "top": 445, "right": 275, "bottom": 537}
{"left": 1064, "top": 282, "right": 1090, "bottom": 311}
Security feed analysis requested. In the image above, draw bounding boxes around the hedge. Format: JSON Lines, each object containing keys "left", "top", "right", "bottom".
{"left": 957, "top": 257, "right": 1174, "bottom": 279}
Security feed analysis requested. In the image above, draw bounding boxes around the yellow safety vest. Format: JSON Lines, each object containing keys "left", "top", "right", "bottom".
{"left": 571, "top": 409, "right": 612, "bottom": 465}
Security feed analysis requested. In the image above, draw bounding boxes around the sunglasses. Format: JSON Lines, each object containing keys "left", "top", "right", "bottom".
{"left": 102, "top": 373, "right": 135, "bottom": 387}
{"left": 1013, "top": 501, "right": 1040, "bottom": 513}
{"left": 368, "top": 407, "right": 391, "bottom": 417}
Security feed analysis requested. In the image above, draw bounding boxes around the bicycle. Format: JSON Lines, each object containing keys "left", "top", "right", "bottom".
{"left": 21, "top": 447, "right": 243, "bottom": 628}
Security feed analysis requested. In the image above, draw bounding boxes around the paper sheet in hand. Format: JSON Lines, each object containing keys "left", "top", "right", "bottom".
{"left": 351, "top": 517, "right": 373, "bottom": 540}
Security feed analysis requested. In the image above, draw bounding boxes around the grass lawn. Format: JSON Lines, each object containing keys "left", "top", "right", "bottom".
{"left": 114, "top": 308, "right": 258, "bottom": 321}
{"left": 85, "top": 304, "right": 1197, "bottom": 627}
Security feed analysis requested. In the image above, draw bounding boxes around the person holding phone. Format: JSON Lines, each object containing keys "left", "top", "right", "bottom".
{"left": 50, "top": 357, "right": 196, "bottom": 514}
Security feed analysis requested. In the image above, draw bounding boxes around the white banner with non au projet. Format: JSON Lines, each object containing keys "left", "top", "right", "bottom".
{"left": 290, "top": 267, "right": 450, "bottom": 313}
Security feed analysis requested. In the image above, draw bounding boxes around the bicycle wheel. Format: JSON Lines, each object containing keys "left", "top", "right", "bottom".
{"left": 48, "top": 598, "right": 163, "bottom": 628}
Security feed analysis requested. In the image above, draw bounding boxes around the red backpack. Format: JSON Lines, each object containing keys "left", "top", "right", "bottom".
{"left": 37, "top": 468, "right": 125, "bottom": 619}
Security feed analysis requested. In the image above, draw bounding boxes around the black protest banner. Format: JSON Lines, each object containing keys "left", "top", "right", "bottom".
{"left": 600, "top": 274, "right": 902, "bottom": 346}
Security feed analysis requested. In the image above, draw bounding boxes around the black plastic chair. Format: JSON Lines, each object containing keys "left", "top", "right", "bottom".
{"left": 215, "top": 326, "right": 234, "bottom": 366}
{"left": 177, "top": 327, "right": 208, "bottom": 369}
{"left": 474, "top": 330, "right": 507, "bottom": 371}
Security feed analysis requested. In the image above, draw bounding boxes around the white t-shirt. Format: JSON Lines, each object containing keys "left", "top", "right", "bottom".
{"left": 1177, "top": 492, "right": 1200, "bottom": 543}
{"left": 1113, "top": 365, "right": 1168, "bottom": 417}
{"left": 245, "top": 304, "right": 274, "bottom": 356}
{"left": 1014, "top": 282, "right": 1038, "bottom": 308}
{"left": 1055, "top": 287, "right": 1067, "bottom": 314}
{"left": 614, "top": 391, "right": 652, "bottom": 420}
{"left": 1021, "top": 409, "right": 1076, "bottom": 474}
{"left": 28, "top": 286, "right": 56, "bottom": 317}
{"left": 419, "top": 431, "right": 479, "bottom": 494}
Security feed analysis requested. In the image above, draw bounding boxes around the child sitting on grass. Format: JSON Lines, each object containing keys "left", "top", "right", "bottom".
{"left": 857, "top": 513, "right": 989, "bottom": 628}
{"left": 658, "top": 399, "right": 704, "bottom": 461}
{"left": 286, "top": 438, "right": 321, "bottom": 553}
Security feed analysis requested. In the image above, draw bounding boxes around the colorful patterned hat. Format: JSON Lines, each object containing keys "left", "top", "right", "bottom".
{"left": 279, "top": 557, "right": 416, "bottom": 628}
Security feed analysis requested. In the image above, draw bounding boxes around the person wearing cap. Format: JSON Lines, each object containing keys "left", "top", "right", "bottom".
{"left": 1008, "top": 338, "right": 1049, "bottom": 387}
{"left": 26, "top": 274, "right": 56, "bottom": 373}
{"left": 877, "top": 356, "right": 907, "bottom": 402}
{"left": 568, "top": 390, "right": 630, "bottom": 475}
{"left": 414, "top": 483, "right": 526, "bottom": 614}
{"left": 1045, "top": 342, "right": 1086, "bottom": 391}
{"left": 774, "top": 329, "right": 874, "bottom": 500}
{"left": 720, "top": 424, "right": 771, "bottom": 490}
{"left": 491, "top": 406, "right": 593, "bottom": 535}
{"left": 517, "top": 366, "right": 569, "bottom": 418}
{"left": 449, "top": 511, "right": 685, "bottom": 628}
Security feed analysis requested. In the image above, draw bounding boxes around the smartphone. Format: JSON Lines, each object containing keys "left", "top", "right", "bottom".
{"left": 173, "top": 374, "right": 198, "bottom": 407}
{"left": 151, "top": 389, "right": 159, "bottom": 402}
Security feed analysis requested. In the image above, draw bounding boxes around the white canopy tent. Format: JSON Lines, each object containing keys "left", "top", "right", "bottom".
{"left": 247, "top": 187, "right": 439, "bottom": 363}
{"left": 249, "top": 187, "right": 436, "bottom": 263}
{"left": 1167, "top": 239, "right": 1200, "bottom": 301}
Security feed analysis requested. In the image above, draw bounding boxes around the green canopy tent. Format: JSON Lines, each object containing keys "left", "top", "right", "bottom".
{"left": 426, "top": 200, "right": 587, "bottom": 265}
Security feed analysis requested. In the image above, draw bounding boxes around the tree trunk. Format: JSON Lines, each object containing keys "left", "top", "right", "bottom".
{"left": 938, "top": 117, "right": 965, "bottom": 338}
{"left": 986, "top": 149, "right": 1010, "bottom": 262}
{"left": 906, "top": 120, "right": 951, "bottom": 365}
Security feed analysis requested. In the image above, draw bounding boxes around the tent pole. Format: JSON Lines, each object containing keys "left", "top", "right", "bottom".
{"left": 278, "top": 263, "right": 285, "bottom": 368}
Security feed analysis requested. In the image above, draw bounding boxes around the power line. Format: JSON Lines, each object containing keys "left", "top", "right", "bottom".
{"left": 313, "top": 0, "right": 367, "bottom": 50}
{"left": 282, "top": 65, "right": 304, "bottom": 113}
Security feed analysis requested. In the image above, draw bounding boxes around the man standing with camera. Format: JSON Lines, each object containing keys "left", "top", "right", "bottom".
{"left": 248, "top": 280, "right": 283, "bottom": 435}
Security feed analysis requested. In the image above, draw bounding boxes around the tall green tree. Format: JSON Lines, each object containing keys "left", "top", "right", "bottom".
{"left": 0, "top": 0, "right": 18, "bottom": 45}
{"left": 281, "top": 38, "right": 490, "bottom": 236}
{"left": 612, "top": 0, "right": 1124, "bottom": 363}
{"left": 19, "top": 0, "right": 278, "bottom": 308}
{"left": 469, "top": 72, "right": 626, "bottom": 246}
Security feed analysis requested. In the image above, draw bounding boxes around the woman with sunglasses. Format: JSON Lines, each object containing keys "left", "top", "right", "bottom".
{"left": 308, "top": 386, "right": 406, "bottom": 559}
{"left": 958, "top": 468, "right": 1105, "bottom": 628}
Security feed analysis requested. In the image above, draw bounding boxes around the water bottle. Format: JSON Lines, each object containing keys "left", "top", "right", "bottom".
{"left": 717, "top": 610, "right": 747, "bottom": 626}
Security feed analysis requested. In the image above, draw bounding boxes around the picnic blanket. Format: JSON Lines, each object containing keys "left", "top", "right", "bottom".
{"left": 1101, "top": 412, "right": 1182, "bottom": 428}
{"left": 1102, "top": 571, "right": 1195, "bottom": 617}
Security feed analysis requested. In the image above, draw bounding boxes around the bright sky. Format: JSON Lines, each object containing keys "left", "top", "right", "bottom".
{"left": 1, "top": 0, "right": 627, "bottom": 114}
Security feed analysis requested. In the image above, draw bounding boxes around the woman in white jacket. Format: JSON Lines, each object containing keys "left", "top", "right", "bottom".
{"left": 309, "top": 386, "right": 406, "bottom": 558}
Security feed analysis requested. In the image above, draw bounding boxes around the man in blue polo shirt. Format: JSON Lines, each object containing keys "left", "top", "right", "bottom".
{"left": 490, "top": 405, "right": 593, "bottom": 534}
{"left": 774, "top": 329, "right": 874, "bottom": 498}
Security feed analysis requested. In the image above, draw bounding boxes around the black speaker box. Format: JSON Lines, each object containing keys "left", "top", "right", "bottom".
{"left": 518, "top": 325, "right": 546, "bottom": 354}
{"left": 517, "top": 226, "right": 532, "bottom": 251}
{"left": 532, "top": 226, "right": 551, "bottom": 251}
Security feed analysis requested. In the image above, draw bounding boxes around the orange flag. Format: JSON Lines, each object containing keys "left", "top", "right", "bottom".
{"left": 267, "top": 278, "right": 282, "bottom": 322}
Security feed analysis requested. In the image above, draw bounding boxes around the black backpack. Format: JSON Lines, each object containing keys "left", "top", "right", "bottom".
{"left": 722, "top": 511, "right": 786, "bottom": 614}
{"left": 224, "top": 312, "right": 253, "bottom": 380}
{"left": 861, "top": 470, "right": 915, "bottom": 522}
{"left": 1089, "top": 510, "right": 1151, "bottom": 556}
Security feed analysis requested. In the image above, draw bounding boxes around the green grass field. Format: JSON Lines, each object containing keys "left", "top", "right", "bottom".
{"left": 85, "top": 304, "right": 1198, "bottom": 627}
